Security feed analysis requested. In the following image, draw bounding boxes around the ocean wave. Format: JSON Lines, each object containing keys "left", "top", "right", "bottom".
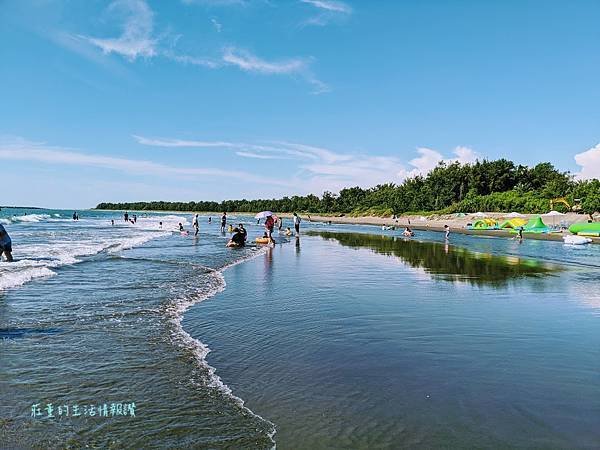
{"left": 165, "top": 248, "right": 276, "bottom": 446}
{"left": 0, "top": 214, "right": 184, "bottom": 291}
{"left": 0, "top": 266, "right": 56, "bottom": 290}
{"left": 3, "top": 213, "right": 52, "bottom": 224}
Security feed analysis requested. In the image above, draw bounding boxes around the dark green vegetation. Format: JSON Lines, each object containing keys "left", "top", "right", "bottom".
{"left": 309, "top": 231, "right": 558, "bottom": 287}
{"left": 97, "top": 160, "right": 600, "bottom": 216}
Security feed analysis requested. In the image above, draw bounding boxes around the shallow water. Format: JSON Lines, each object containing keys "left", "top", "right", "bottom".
{"left": 1, "top": 209, "right": 599, "bottom": 448}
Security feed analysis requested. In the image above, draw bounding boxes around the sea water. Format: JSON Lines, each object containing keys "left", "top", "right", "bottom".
{"left": 1, "top": 209, "right": 599, "bottom": 448}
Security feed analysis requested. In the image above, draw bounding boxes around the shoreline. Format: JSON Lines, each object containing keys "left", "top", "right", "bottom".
{"left": 93, "top": 209, "right": 600, "bottom": 244}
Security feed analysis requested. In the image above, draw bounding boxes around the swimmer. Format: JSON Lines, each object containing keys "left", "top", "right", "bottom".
{"left": 226, "top": 227, "right": 246, "bottom": 248}
{"left": 0, "top": 223, "right": 13, "bottom": 262}
{"left": 238, "top": 224, "right": 247, "bottom": 241}
{"left": 111, "top": 219, "right": 114, "bottom": 226}
{"left": 208, "top": 217, "right": 212, "bottom": 224}
{"left": 159, "top": 221, "right": 163, "bottom": 229}
{"left": 444, "top": 224, "right": 450, "bottom": 240}
{"left": 403, "top": 226, "right": 414, "bottom": 237}
{"left": 285, "top": 227, "right": 293, "bottom": 236}
{"left": 179, "top": 223, "right": 184, "bottom": 232}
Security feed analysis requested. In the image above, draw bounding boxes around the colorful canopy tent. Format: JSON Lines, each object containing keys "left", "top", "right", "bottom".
{"left": 517, "top": 216, "right": 549, "bottom": 233}
{"left": 499, "top": 218, "right": 528, "bottom": 229}
{"left": 569, "top": 222, "right": 600, "bottom": 237}
{"left": 470, "top": 219, "right": 498, "bottom": 230}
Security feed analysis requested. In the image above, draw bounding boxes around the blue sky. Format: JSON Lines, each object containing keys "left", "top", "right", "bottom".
{"left": 2, "top": 0, "right": 600, "bottom": 209}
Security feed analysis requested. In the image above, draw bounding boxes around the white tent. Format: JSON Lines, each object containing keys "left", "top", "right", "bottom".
{"left": 543, "top": 210, "right": 566, "bottom": 227}
{"left": 506, "top": 212, "right": 525, "bottom": 218}
{"left": 472, "top": 212, "right": 487, "bottom": 218}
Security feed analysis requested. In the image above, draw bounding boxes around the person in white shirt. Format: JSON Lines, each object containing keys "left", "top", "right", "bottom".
{"left": 293, "top": 212, "right": 302, "bottom": 236}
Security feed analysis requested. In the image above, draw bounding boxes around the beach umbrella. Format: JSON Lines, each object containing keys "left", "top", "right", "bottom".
{"left": 506, "top": 212, "right": 525, "bottom": 218}
{"left": 543, "top": 210, "right": 566, "bottom": 227}
{"left": 255, "top": 211, "right": 275, "bottom": 219}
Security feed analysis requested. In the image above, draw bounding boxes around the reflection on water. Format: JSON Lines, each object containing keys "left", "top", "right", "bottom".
{"left": 309, "top": 231, "right": 558, "bottom": 286}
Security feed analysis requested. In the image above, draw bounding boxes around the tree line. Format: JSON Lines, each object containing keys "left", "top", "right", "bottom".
{"left": 96, "top": 159, "right": 600, "bottom": 216}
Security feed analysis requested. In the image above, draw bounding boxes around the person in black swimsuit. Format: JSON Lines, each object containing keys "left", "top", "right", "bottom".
{"left": 226, "top": 228, "right": 245, "bottom": 247}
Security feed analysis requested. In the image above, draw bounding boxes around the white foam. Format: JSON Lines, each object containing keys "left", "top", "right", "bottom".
{"left": 0, "top": 213, "right": 185, "bottom": 291}
{"left": 166, "top": 249, "right": 276, "bottom": 446}
{"left": 10, "top": 213, "right": 51, "bottom": 223}
{"left": 0, "top": 265, "right": 56, "bottom": 290}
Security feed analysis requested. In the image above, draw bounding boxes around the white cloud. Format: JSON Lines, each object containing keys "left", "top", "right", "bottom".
{"left": 574, "top": 143, "right": 600, "bottom": 180}
{"left": 300, "top": 0, "right": 351, "bottom": 26}
{"left": 222, "top": 47, "right": 307, "bottom": 75}
{"left": 83, "top": 0, "right": 157, "bottom": 60}
{"left": 407, "top": 147, "right": 444, "bottom": 176}
{"left": 221, "top": 48, "right": 329, "bottom": 93}
{"left": 300, "top": 0, "right": 351, "bottom": 14}
{"left": 403, "top": 145, "right": 480, "bottom": 178}
{"left": 54, "top": 1, "right": 329, "bottom": 93}
{"left": 132, "top": 135, "right": 234, "bottom": 148}
{"left": 133, "top": 135, "right": 321, "bottom": 159}
{"left": 0, "top": 137, "right": 289, "bottom": 186}
{"left": 452, "top": 145, "right": 479, "bottom": 164}
{"left": 211, "top": 18, "right": 223, "bottom": 32}
{"left": 132, "top": 134, "right": 482, "bottom": 193}
{"left": 236, "top": 151, "right": 289, "bottom": 160}
{"left": 182, "top": 0, "right": 247, "bottom": 5}
{"left": 165, "top": 53, "right": 222, "bottom": 69}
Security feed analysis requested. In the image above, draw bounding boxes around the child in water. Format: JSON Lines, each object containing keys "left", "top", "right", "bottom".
{"left": 285, "top": 227, "right": 293, "bottom": 236}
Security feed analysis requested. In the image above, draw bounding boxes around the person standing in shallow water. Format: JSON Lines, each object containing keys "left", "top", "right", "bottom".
{"left": 220, "top": 212, "right": 227, "bottom": 233}
{"left": 124, "top": 211, "right": 129, "bottom": 222}
{"left": 193, "top": 214, "right": 199, "bottom": 236}
{"left": 265, "top": 215, "right": 276, "bottom": 245}
{"left": 444, "top": 224, "right": 450, "bottom": 240}
{"left": 0, "top": 223, "right": 13, "bottom": 262}
{"left": 293, "top": 212, "right": 302, "bottom": 236}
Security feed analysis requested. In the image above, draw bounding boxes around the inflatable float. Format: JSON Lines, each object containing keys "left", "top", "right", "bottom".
{"left": 499, "top": 218, "right": 528, "bottom": 229}
{"left": 255, "top": 237, "right": 270, "bottom": 244}
{"left": 468, "top": 219, "right": 498, "bottom": 230}
{"left": 563, "top": 235, "right": 592, "bottom": 245}
{"left": 510, "top": 216, "right": 549, "bottom": 234}
{"left": 568, "top": 222, "right": 600, "bottom": 237}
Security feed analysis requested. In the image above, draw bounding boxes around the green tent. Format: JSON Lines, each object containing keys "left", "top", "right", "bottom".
{"left": 523, "top": 216, "right": 549, "bottom": 233}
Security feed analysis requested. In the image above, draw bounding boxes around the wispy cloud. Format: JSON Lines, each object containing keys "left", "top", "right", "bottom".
{"left": 63, "top": 0, "right": 329, "bottom": 92}
{"left": 574, "top": 143, "right": 600, "bottom": 180}
{"left": 222, "top": 47, "right": 307, "bottom": 75}
{"left": 236, "top": 151, "right": 289, "bottom": 160}
{"left": 182, "top": 0, "right": 247, "bottom": 5}
{"left": 211, "top": 17, "right": 223, "bottom": 32}
{"left": 133, "top": 134, "right": 482, "bottom": 193}
{"left": 133, "top": 134, "right": 319, "bottom": 159}
{"left": 0, "top": 136, "right": 288, "bottom": 186}
{"left": 132, "top": 135, "right": 234, "bottom": 148}
{"left": 221, "top": 47, "right": 328, "bottom": 92}
{"left": 300, "top": 0, "right": 352, "bottom": 14}
{"left": 82, "top": 0, "right": 157, "bottom": 60}
{"left": 300, "top": 0, "right": 352, "bottom": 26}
